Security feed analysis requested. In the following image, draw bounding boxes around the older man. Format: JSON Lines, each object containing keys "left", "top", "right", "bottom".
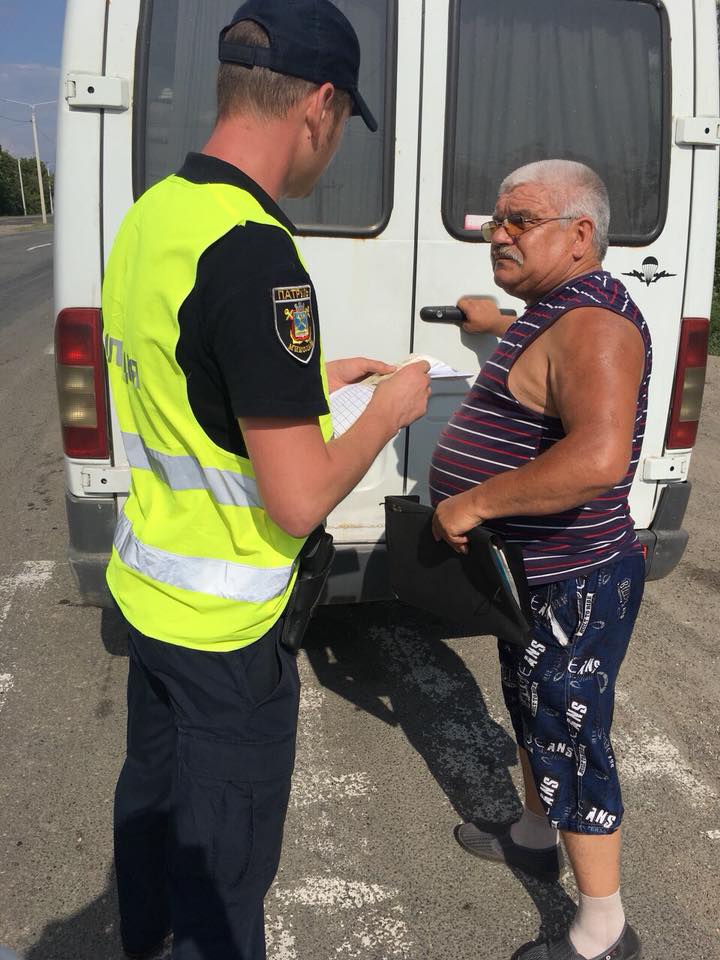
{"left": 431, "top": 160, "right": 650, "bottom": 960}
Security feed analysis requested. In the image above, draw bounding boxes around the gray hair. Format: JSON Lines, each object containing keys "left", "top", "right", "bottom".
{"left": 499, "top": 159, "right": 610, "bottom": 261}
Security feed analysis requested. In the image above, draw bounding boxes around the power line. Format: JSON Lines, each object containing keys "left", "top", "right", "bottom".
{"left": 0, "top": 114, "right": 31, "bottom": 123}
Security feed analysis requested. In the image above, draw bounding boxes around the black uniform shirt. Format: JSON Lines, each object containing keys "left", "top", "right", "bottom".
{"left": 175, "top": 152, "right": 329, "bottom": 459}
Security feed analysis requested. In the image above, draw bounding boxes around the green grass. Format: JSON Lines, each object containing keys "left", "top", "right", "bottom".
{"left": 711, "top": 288, "right": 720, "bottom": 356}
{"left": 710, "top": 202, "right": 720, "bottom": 356}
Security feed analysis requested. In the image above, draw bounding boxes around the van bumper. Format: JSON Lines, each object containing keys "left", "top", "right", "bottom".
{"left": 65, "top": 492, "right": 116, "bottom": 606}
{"left": 65, "top": 482, "right": 692, "bottom": 607}
{"left": 637, "top": 481, "right": 691, "bottom": 581}
{"left": 323, "top": 481, "right": 694, "bottom": 601}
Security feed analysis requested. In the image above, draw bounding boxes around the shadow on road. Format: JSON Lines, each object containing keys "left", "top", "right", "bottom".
{"left": 21, "top": 867, "right": 125, "bottom": 960}
{"left": 19, "top": 603, "right": 574, "bottom": 957}
{"left": 100, "top": 606, "right": 130, "bottom": 657}
{"left": 304, "top": 602, "right": 576, "bottom": 942}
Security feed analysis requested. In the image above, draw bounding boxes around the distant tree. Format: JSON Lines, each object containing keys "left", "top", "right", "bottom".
{"left": 0, "top": 147, "right": 54, "bottom": 216}
{"left": 0, "top": 148, "right": 24, "bottom": 215}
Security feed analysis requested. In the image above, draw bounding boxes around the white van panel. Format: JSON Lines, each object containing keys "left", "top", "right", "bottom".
{"left": 102, "top": 0, "right": 141, "bottom": 477}
{"left": 54, "top": 0, "right": 107, "bottom": 317}
{"left": 681, "top": 1, "right": 720, "bottom": 323}
{"left": 301, "top": 5, "right": 423, "bottom": 541}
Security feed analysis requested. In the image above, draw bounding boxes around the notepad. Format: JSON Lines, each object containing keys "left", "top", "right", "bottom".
{"left": 329, "top": 354, "right": 471, "bottom": 438}
{"left": 330, "top": 383, "right": 376, "bottom": 437}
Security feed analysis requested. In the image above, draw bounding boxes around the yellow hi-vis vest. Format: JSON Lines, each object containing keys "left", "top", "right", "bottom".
{"left": 102, "top": 174, "right": 333, "bottom": 651}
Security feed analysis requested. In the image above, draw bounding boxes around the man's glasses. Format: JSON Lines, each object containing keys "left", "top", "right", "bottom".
{"left": 479, "top": 214, "right": 573, "bottom": 242}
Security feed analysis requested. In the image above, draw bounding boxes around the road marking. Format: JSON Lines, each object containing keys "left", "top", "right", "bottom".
{"left": 26, "top": 242, "right": 53, "bottom": 252}
{"left": 0, "top": 561, "right": 55, "bottom": 629}
{"left": 276, "top": 878, "right": 397, "bottom": 910}
{"left": 611, "top": 690, "right": 717, "bottom": 807}
{"left": 0, "top": 673, "right": 15, "bottom": 715}
{"left": 616, "top": 730, "right": 717, "bottom": 805}
{"left": 265, "top": 661, "right": 414, "bottom": 960}
{"left": 265, "top": 916, "right": 297, "bottom": 960}
{"left": 0, "top": 562, "right": 55, "bottom": 718}
{"left": 44, "top": 343, "right": 55, "bottom": 356}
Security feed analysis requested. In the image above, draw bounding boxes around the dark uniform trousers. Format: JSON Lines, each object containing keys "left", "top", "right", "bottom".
{"left": 114, "top": 616, "right": 300, "bottom": 960}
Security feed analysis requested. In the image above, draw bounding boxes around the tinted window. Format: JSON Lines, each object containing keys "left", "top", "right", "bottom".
{"left": 137, "top": 0, "right": 395, "bottom": 235}
{"left": 444, "top": 0, "right": 667, "bottom": 242}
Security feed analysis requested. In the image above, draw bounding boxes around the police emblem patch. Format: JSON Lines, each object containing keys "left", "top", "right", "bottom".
{"left": 272, "top": 284, "right": 316, "bottom": 363}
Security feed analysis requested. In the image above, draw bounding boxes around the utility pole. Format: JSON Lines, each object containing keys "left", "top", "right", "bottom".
{"left": 17, "top": 159, "right": 27, "bottom": 216}
{"left": 30, "top": 105, "right": 47, "bottom": 224}
{"left": 0, "top": 97, "right": 56, "bottom": 223}
{"left": 47, "top": 172, "right": 54, "bottom": 216}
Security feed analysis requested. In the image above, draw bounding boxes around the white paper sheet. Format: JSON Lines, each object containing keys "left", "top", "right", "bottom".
{"left": 329, "top": 355, "right": 472, "bottom": 438}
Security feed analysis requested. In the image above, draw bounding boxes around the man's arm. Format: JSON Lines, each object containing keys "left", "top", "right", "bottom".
{"left": 242, "top": 361, "right": 430, "bottom": 538}
{"left": 432, "top": 308, "right": 646, "bottom": 551}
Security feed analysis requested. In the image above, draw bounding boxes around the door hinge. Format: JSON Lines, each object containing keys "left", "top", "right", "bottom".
{"left": 675, "top": 117, "right": 720, "bottom": 147}
{"left": 80, "top": 466, "right": 131, "bottom": 494}
{"left": 65, "top": 73, "right": 129, "bottom": 111}
{"left": 642, "top": 455, "right": 690, "bottom": 482}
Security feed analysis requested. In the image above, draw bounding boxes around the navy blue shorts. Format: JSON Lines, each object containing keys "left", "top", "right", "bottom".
{"left": 498, "top": 551, "right": 645, "bottom": 835}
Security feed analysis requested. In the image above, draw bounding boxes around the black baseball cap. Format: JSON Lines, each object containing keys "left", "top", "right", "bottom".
{"left": 219, "top": 0, "right": 378, "bottom": 132}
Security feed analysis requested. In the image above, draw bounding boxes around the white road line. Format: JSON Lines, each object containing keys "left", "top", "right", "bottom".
{"left": 616, "top": 729, "right": 717, "bottom": 806}
{"left": 275, "top": 878, "right": 397, "bottom": 910}
{"left": 0, "top": 673, "right": 15, "bottom": 715}
{"left": 44, "top": 343, "right": 55, "bottom": 356}
{"left": 265, "top": 661, "right": 413, "bottom": 960}
{"left": 0, "top": 560, "right": 55, "bottom": 629}
{"left": 0, "top": 562, "right": 55, "bottom": 718}
{"left": 27, "top": 242, "right": 53, "bottom": 252}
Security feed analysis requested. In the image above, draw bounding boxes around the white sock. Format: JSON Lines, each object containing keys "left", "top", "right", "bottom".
{"left": 569, "top": 889, "right": 625, "bottom": 959}
{"left": 509, "top": 806, "right": 559, "bottom": 850}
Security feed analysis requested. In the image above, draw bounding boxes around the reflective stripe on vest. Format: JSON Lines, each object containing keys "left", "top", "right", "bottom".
{"left": 122, "top": 432, "right": 262, "bottom": 509}
{"left": 114, "top": 511, "right": 294, "bottom": 603}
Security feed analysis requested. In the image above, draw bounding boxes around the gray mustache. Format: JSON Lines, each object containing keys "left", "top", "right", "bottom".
{"left": 493, "top": 246, "right": 524, "bottom": 266}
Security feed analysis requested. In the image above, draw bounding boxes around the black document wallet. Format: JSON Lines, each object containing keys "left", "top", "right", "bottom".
{"left": 384, "top": 496, "right": 533, "bottom": 648}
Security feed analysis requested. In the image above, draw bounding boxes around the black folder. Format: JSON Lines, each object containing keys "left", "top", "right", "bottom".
{"left": 384, "top": 496, "right": 533, "bottom": 648}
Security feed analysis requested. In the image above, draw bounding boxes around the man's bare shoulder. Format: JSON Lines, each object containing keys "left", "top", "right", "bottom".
{"left": 546, "top": 306, "right": 645, "bottom": 361}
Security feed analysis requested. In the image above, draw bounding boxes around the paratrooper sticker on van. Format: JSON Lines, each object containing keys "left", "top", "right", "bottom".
{"left": 272, "top": 284, "right": 315, "bottom": 363}
{"left": 622, "top": 256, "right": 676, "bottom": 286}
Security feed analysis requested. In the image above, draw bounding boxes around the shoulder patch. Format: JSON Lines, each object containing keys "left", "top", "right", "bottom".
{"left": 272, "top": 284, "right": 316, "bottom": 364}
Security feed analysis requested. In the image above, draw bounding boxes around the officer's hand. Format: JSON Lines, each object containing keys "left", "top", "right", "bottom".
{"left": 370, "top": 360, "right": 431, "bottom": 431}
{"left": 457, "top": 296, "right": 515, "bottom": 337}
{"left": 431, "top": 490, "right": 483, "bottom": 555}
{"left": 327, "top": 357, "right": 396, "bottom": 393}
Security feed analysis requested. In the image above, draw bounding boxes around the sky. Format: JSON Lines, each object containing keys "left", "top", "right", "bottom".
{"left": 0, "top": 0, "right": 67, "bottom": 168}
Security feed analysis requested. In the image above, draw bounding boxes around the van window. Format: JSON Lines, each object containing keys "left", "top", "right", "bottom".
{"left": 135, "top": 0, "right": 396, "bottom": 236}
{"left": 443, "top": 0, "right": 667, "bottom": 244}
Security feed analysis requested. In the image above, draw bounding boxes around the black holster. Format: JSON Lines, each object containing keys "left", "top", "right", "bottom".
{"left": 280, "top": 526, "right": 336, "bottom": 654}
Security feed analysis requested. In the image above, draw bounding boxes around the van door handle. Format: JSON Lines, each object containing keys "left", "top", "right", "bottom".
{"left": 420, "top": 305, "right": 466, "bottom": 324}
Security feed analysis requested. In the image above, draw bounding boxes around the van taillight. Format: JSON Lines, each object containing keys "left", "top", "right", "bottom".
{"left": 55, "top": 308, "right": 109, "bottom": 459}
{"left": 666, "top": 317, "right": 709, "bottom": 450}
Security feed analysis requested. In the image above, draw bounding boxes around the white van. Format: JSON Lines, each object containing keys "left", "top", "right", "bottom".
{"left": 54, "top": 0, "right": 719, "bottom": 606}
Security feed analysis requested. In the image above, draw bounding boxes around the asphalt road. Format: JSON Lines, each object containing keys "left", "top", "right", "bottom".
{"left": 0, "top": 224, "right": 718, "bottom": 960}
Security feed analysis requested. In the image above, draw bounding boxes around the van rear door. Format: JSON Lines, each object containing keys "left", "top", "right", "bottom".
{"left": 101, "top": 0, "right": 418, "bottom": 548}
{"left": 407, "top": 0, "right": 693, "bottom": 534}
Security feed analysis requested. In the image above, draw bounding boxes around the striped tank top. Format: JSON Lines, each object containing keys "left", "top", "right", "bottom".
{"left": 429, "top": 271, "right": 652, "bottom": 586}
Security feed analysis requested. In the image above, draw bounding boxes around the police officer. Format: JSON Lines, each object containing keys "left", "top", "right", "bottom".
{"left": 103, "top": 3, "right": 430, "bottom": 958}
